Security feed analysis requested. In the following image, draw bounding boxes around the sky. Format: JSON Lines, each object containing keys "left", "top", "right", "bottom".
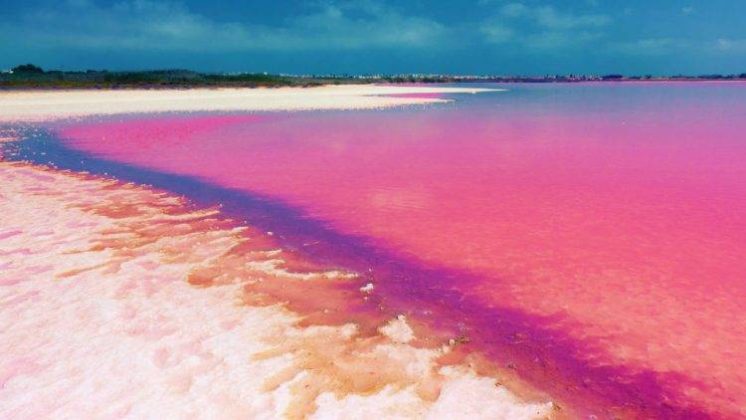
{"left": 1, "top": 0, "right": 745, "bottom": 75}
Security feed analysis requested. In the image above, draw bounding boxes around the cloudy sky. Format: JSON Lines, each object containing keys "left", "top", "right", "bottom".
{"left": 1, "top": 0, "right": 745, "bottom": 75}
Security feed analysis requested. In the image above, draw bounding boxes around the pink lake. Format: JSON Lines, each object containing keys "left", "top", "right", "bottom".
{"left": 48, "top": 83, "right": 746, "bottom": 417}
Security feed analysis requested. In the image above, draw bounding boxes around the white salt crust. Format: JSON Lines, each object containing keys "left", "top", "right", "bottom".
{"left": 0, "top": 161, "right": 551, "bottom": 419}
{"left": 0, "top": 85, "right": 500, "bottom": 122}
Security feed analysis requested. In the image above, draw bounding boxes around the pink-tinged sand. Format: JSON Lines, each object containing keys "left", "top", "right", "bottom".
{"left": 0, "top": 161, "right": 551, "bottom": 419}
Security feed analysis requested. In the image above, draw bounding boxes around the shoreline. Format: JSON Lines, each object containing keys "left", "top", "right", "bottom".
{"left": 2, "top": 84, "right": 729, "bottom": 417}
{"left": 0, "top": 85, "right": 497, "bottom": 123}
{"left": 3, "top": 72, "right": 746, "bottom": 92}
{"left": 0, "top": 155, "right": 553, "bottom": 418}
{"left": 0, "top": 88, "right": 556, "bottom": 418}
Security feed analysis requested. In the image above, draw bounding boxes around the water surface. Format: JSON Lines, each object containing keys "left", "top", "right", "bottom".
{"left": 30, "top": 83, "right": 746, "bottom": 417}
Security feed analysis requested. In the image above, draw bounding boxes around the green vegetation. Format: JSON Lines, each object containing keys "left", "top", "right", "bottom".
{"left": 12, "top": 64, "right": 45, "bottom": 74}
{"left": 0, "top": 65, "right": 368, "bottom": 89}
{"left": 2, "top": 64, "right": 746, "bottom": 89}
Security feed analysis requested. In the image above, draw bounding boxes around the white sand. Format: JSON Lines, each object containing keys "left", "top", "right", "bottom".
{"left": 0, "top": 161, "right": 551, "bottom": 419}
{"left": 0, "top": 85, "right": 499, "bottom": 122}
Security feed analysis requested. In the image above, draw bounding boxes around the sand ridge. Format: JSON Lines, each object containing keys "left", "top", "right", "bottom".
{"left": 0, "top": 85, "right": 500, "bottom": 122}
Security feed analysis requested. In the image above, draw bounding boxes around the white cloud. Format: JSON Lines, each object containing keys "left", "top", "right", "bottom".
{"left": 611, "top": 37, "right": 746, "bottom": 56}
{"left": 534, "top": 6, "right": 610, "bottom": 29}
{"left": 715, "top": 38, "right": 746, "bottom": 52}
{"left": 500, "top": 3, "right": 529, "bottom": 18}
{"left": 480, "top": 3, "right": 610, "bottom": 49}
{"left": 8, "top": 0, "right": 447, "bottom": 52}
{"left": 611, "top": 38, "right": 688, "bottom": 55}
{"left": 524, "top": 30, "right": 601, "bottom": 49}
{"left": 480, "top": 22, "right": 514, "bottom": 44}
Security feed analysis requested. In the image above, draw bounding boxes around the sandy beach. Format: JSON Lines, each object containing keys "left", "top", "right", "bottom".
{"left": 0, "top": 87, "right": 553, "bottom": 419}
{"left": 0, "top": 85, "right": 496, "bottom": 122}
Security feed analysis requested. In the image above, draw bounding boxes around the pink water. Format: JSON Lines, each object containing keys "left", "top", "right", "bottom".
{"left": 55, "top": 83, "right": 746, "bottom": 417}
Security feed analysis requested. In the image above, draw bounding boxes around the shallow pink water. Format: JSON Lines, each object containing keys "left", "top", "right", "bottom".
{"left": 56, "top": 83, "right": 746, "bottom": 416}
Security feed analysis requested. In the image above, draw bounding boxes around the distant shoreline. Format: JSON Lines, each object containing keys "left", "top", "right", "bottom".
{"left": 3, "top": 78, "right": 745, "bottom": 92}
{"left": 2, "top": 66, "right": 745, "bottom": 90}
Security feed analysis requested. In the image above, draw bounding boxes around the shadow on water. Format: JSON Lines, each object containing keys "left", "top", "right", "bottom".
{"left": 5, "top": 127, "right": 715, "bottom": 419}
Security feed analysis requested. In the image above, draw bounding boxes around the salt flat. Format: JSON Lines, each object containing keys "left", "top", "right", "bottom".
{"left": 0, "top": 85, "right": 498, "bottom": 122}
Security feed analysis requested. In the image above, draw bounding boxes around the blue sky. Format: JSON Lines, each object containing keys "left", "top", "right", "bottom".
{"left": 1, "top": 0, "right": 745, "bottom": 75}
